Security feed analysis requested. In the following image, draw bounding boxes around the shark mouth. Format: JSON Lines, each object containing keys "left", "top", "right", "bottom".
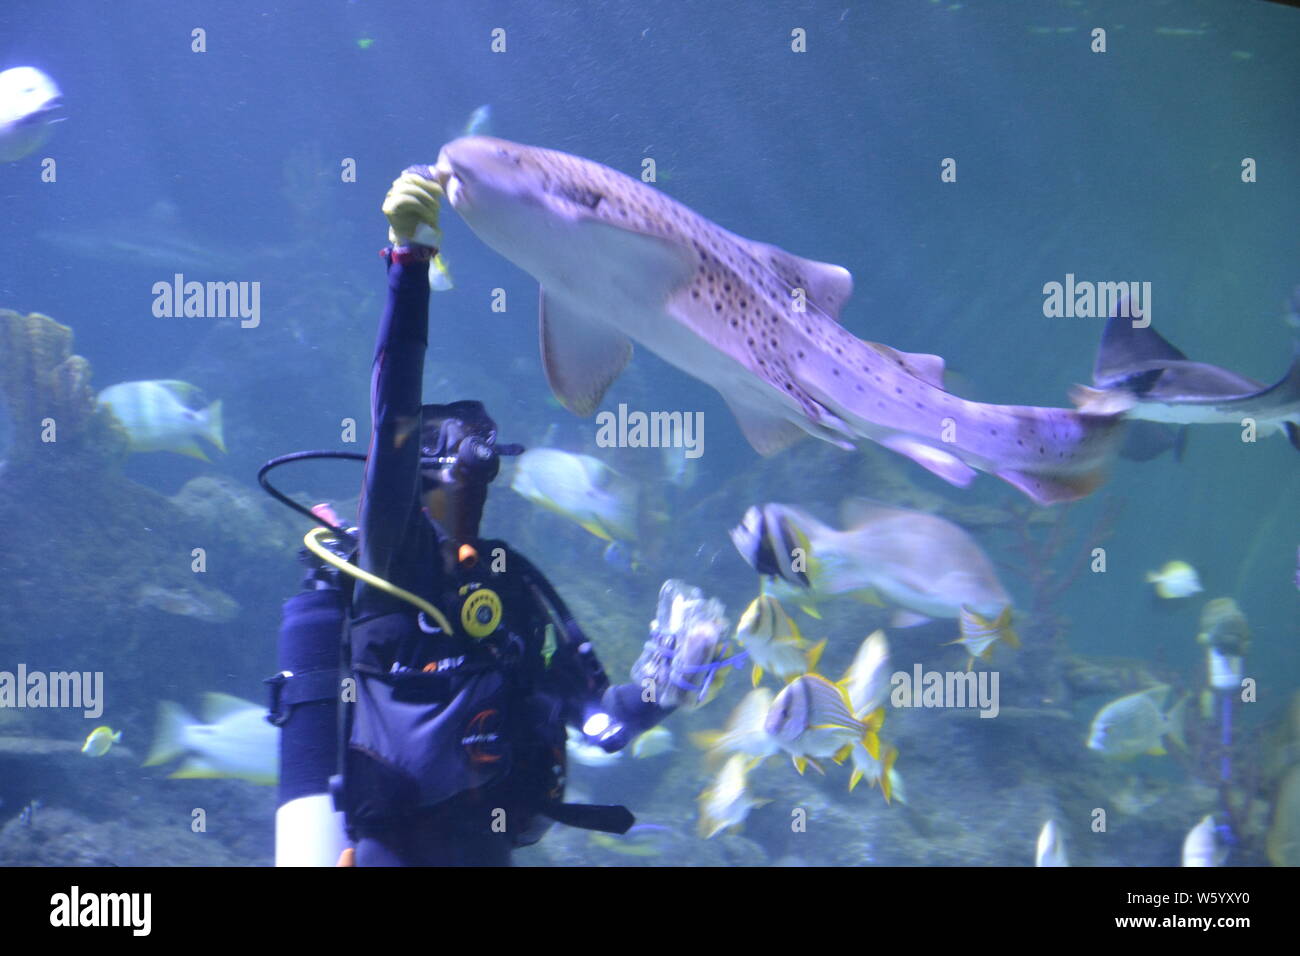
{"left": 432, "top": 154, "right": 466, "bottom": 209}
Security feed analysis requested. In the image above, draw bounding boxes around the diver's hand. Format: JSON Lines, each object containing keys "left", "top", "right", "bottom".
{"left": 383, "top": 169, "right": 444, "bottom": 248}
{"left": 631, "top": 580, "right": 733, "bottom": 710}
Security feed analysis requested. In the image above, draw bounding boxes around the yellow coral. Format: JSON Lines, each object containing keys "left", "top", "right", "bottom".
{"left": 0, "top": 309, "right": 126, "bottom": 464}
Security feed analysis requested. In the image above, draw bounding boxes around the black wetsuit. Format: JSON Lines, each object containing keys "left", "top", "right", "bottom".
{"left": 343, "top": 253, "right": 662, "bottom": 866}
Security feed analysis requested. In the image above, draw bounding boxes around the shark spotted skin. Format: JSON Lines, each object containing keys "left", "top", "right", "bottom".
{"left": 432, "top": 137, "right": 1124, "bottom": 504}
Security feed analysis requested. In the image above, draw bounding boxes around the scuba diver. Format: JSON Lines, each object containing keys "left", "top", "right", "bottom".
{"left": 266, "top": 169, "right": 730, "bottom": 866}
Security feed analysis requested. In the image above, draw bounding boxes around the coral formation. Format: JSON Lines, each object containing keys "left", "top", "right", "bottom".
{"left": 0, "top": 309, "right": 127, "bottom": 467}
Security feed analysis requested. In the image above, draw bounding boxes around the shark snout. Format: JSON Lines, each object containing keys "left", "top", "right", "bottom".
{"left": 435, "top": 136, "right": 533, "bottom": 211}
{"left": 433, "top": 144, "right": 466, "bottom": 208}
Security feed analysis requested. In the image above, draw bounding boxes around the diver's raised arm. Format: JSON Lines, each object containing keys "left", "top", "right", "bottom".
{"left": 356, "top": 171, "right": 445, "bottom": 581}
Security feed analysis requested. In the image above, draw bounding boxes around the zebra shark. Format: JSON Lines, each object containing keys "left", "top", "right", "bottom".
{"left": 431, "top": 136, "right": 1123, "bottom": 504}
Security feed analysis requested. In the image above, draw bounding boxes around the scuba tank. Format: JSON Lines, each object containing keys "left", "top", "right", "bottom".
{"left": 260, "top": 453, "right": 360, "bottom": 866}
{"left": 270, "top": 586, "right": 349, "bottom": 866}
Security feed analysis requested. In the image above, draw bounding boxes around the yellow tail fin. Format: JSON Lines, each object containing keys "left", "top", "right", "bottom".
{"left": 806, "top": 638, "right": 828, "bottom": 671}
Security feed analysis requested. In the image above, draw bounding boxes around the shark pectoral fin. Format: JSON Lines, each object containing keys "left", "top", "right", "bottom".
{"left": 878, "top": 435, "right": 977, "bottom": 488}
{"left": 539, "top": 289, "right": 633, "bottom": 416}
{"left": 1287, "top": 422, "right": 1300, "bottom": 452}
{"left": 1069, "top": 384, "right": 1137, "bottom": 416}
{"left": 720, "top": 392, "right": 809, "bottom": 456}
{"left": 996, "top": 466, "right": 1107, "bottom": 505}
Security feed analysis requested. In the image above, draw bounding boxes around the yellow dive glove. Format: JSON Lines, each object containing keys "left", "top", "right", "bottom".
{"left": 382, "top": 168, "right": 445, "bottom": 248}
{"left": 383, "top": 167, "right": 454, "bottom": 288}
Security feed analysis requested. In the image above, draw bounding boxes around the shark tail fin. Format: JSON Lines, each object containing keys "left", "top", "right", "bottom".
{"left": 1266, "top": 348, "right": 1300, "bottom": 452}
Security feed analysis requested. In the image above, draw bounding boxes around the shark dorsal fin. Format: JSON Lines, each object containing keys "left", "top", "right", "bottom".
{"left": 894, "top": 350, "right": 946, "bottom": 389}
{"left": 1095, "top": 298, "right": 1188, "bottom": 387}
{"left": 865, "top": 342, "right": 947, "bottom": 389}
{"left": 751, "top": 242, "right": 854, "bottom": 320}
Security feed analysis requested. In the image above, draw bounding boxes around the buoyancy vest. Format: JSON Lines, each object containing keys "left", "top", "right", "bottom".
{"left": 341, "top": 539, "right": 569, "bottom": 839}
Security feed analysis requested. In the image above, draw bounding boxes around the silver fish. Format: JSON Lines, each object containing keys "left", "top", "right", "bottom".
{"left": 1035, "top": 819, "right": 1069, "bottom": 867}
{"left": 697, "top": 753, "right": 765, "bottom": 838}
{"left": 691, "top": 687, "right": 781, "bottom": 763}
{"left": 0, "top": 67, "right": 62, "bottom": 162}
{"left": 765, "top": 500, "right": 1015, "bottom": 632}
{"left": 765, "top": 673, "right": 876, "bottom": 774}
{"left": 1182, "top": 814, "right": 1227, "bottom": 867}
{"left": 1086, "top": 684, "right": 1186, "bottom": 759}
{"left": 143, "top": 693, "right": 277, "bottom": 784}
{"left": 432, "top": 137, "right": 1123, "bottom": 505}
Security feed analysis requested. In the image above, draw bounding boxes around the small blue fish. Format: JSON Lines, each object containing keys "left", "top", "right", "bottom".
{"left": 602, "top": 540, "right": 642, "bottom": 574}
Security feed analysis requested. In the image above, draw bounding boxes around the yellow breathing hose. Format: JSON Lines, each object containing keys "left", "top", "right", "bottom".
{"left": 303, "top": 526, "right": 456, "bottom": 635}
